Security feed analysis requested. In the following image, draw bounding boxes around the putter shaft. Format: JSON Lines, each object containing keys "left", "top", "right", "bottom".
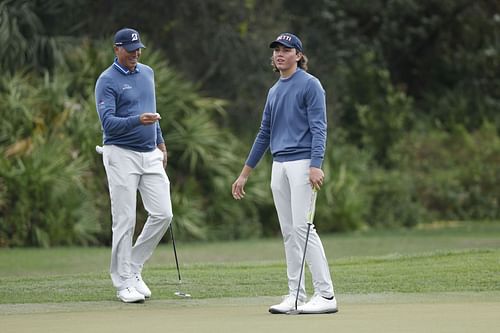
{"left": 170, "top": 224, "right": 191, "bottom": 298}
{"left": 291, "top": 189, "right": 317, "bottom": 313}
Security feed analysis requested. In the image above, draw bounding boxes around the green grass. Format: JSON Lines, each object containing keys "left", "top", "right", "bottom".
{"left": 1, "top": 221, "right": 499, "bottom": 304}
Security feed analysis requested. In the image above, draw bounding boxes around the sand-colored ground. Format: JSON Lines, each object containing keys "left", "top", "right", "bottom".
{"left": 1, "top": 292, "right": 499, "bottom": 333}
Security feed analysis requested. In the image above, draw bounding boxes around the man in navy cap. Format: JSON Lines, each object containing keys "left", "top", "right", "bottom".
{"left": 232, "top": 33, "right": 338, "bottom": 314}
{"left": 95, "top": 28, "right": 173, "bottom": 303}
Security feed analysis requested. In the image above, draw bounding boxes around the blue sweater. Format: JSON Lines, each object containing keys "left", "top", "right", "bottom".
{"left": 95, "top": 60, "right": 164, "bottom": 152}
{"left": 245, "top": 69, "right": 327, "bottom": 169}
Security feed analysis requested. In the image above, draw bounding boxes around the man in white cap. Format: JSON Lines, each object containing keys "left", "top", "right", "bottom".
{"left": 232, "top": 32, "right": 338, "bottom": 314}
{"left": 95, "top": 28, "right": 173, "bottom": 303}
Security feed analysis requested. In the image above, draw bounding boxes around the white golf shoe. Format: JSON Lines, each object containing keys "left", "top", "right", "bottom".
{"left": 133, "top": 273, "right": 152, "bottom": 298}
{"left": 298, "top": 293, "right": 338, "bottom": 314}
{"left": 116, "top": 287, "right": 145, "bottom": 303}
{"left": 269, "top": 294, "right": 305, "bottom": 314}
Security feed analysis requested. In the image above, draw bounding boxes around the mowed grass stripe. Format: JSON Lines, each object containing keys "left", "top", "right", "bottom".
{"left": 2, "top": 222, "right": 499, "bottom": 277}
{"left": 1, "top": 249, "right": 498, "bottom": 304}
{"left": 335, "top": 249, "right": 500, "bottom": 293}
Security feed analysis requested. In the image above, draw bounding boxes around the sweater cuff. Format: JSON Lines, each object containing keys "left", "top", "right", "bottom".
{"left": 310, "top": 158, "right": 323, "bottom": 169}
{"left": 129, "top": 115, "right": 141, "bottom": 127}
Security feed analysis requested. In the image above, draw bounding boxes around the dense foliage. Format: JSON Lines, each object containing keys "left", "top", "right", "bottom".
{"left": 0, "top": 0, "right": 498, "bottom": 246}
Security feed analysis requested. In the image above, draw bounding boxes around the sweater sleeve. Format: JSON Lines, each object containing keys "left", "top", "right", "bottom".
{"left": 95, "top": 76, "right": 141, "bottom": 136}
{"left": 245, "top": 101, "right": 271, "bottom": 168}
{"left": 155, "top": 122, "right": 165, "bottom": 145}
{"left": 305, "top": 78, "right": 327, "bottom": 168}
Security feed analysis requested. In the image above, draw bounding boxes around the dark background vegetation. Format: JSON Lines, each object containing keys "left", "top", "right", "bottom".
{"left": 0, "top": 0, "right": 498, "bottom": 247}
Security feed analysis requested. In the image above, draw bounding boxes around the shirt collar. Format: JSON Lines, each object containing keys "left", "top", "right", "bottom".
{"left": 112, "top": 58, "right": 140, "bottom": 75}
{"left": 280, "top": 68, "right": 301, "bottom": 81}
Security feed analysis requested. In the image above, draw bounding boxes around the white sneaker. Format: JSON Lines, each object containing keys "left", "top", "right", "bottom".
{"left": 298, "top": 294, "right": 338, "bottom": 314}
{"left": 116, "top": 287, "right": 145, "bottom": 303}
{"left": 269, "top": 294, "right": 305, "bottom": 314}
{"left": 133, "top": 273, "right": 152, "bottom": 298}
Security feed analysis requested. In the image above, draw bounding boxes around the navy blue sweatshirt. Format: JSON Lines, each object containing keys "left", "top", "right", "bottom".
{"left": 95, "top": 60, "right": 164, "bottom": 152}
{"left": 246, "top": 69, "right": 327, "bottom": 169}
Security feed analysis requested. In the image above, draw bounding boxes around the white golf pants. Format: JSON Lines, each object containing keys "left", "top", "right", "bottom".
{"left": 271, "top": 159, "right": 334, "bottom": 300}
{"left": 103, "top": 145, "right": 173, "bottom": 290}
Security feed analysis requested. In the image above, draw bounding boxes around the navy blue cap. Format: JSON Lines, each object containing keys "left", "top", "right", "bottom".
{"left": 114, "top": 28, "right": 145, "bottom": 52}
{"left": 269, "top": 33, "right": 303, "bottom": 52}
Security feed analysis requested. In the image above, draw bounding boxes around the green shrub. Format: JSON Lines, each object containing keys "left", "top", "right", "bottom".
{"left": 390, "top": 124, "right": 500, "bottom": 220}
{"left": 366, "top": 169, "right": 427, "bottom": 228}
{"left": 315, "top": 135, "right": 372, "bottom": 232}
{"left": 0, "top": 137, "right": 100, "bottom": 247}
{"left": 0, "top": 71, "right": 102, "bottom": 247}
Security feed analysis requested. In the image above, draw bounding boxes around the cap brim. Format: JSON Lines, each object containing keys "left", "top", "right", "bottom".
{"left": 270, "top": 41, "right": 294, "bottom": 49}
{"left": 122, "top": 42, "right": 146, "bottom": 52}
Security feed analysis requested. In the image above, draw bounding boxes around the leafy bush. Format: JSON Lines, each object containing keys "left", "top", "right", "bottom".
{"left": 1, "top": 0, "right": 498, "bottom": 245}
{"left": 365, "top": 169, "right": 427, "bottom": 228}
{"left": 314, "top": 133, "right": 372, "bottom": 232}
{"left": 0, "top": 70, "right": 102, "bottom": 247}
{"left": 390, "top": 124, "right": 500, "bottom": 220}
{"left": 331, "top": 51, "right": 414, "bottom": 164}
{"left": 0, "top": 137, "right": 100, "bottom": 247}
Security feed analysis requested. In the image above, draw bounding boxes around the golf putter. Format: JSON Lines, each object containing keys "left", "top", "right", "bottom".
{"left": 170, "top": 223, "right": 191, "bottom": 298}
{"left": 287, "top": 189, "right": 318, "bottom": 315}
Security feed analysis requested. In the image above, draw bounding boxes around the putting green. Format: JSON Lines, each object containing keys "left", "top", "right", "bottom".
{"left": 1, "top": 293, "right": 499, "bottom": 333}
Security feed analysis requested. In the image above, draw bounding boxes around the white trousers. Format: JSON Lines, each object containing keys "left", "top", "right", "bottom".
{"left": 103, "top": 145, "right": 173, "bottom": 290}
{"left": 271, "top": 159, "right": 334, "bottom": 299}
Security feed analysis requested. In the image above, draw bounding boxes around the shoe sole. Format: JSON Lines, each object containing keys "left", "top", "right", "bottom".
{"left": 118, "top": 298, "right": 145, "bottom": 303}
{"left": 299, "top": 308, "right": 339, "bottom": 314}
{"left": 269, "top": 306, "right": 304, "bottom": 314}
{"left": 117, "top": 295, "right": 146, "bottom": 303}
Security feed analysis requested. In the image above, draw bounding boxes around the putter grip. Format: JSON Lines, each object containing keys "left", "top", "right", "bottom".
{"left": 306, "top": 190, "right": 318, "bottom": 225}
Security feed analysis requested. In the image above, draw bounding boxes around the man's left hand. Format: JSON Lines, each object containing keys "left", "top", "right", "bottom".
{"left": 161, "top": 150, "right": 168, "bottom": 169}
{"left": 140, "top": 112, "right": 161, "bottom": 125}
{"left": 157, "top": 143, "right": 168, "bottom": 169}
{"left": 309, "top": 167, "right": 324, "bottom": 190}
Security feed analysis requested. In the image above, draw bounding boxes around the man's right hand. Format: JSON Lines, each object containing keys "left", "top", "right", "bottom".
{"left": 232, "top": 165, "right": 253, "bottom": 200}
{"left": 140, "top": 112, "right": 161, "bottom": 125}
{"left": 232, "top": 176, "right": 248, "bottom": 200}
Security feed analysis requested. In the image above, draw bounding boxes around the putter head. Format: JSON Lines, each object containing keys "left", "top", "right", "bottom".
{"left": 174, "top": 291, "right": 191, "bottom": 298}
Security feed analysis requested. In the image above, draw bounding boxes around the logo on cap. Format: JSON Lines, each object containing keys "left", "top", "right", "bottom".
{"left": 114, "top": 28, "right": 146, "bottom": 51}
{"left": 277, "top": 35, "right": 292, "bottom": 42}
{"left": 269, "top": 32, "right": 303, "bottom": 52}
